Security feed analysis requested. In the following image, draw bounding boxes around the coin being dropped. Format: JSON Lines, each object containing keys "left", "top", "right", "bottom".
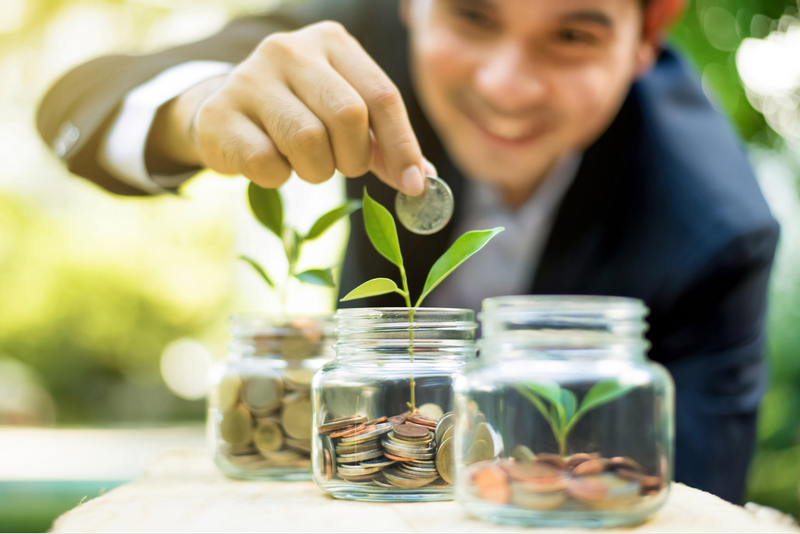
{"left": 395, "top": 176, "right": 454, "bottom": 235}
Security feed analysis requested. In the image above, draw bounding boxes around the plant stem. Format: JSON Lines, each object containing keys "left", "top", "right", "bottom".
{"left": 398, "top": 265, "right": 416, "bottom": 412}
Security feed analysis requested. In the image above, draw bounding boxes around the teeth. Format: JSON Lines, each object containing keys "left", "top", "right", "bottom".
{"left": 481, "top": 121, "right": 533, "bottom": 140}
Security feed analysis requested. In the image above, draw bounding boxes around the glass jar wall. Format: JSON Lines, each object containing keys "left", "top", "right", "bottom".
{"left": 208, "top": 314, "right": 334, "bottom": 481}
{"left": 311, "top": 308, "right": 477, "bottom": 502}
{"left": 454, "top": 296, "right": 674, "bottom": 528}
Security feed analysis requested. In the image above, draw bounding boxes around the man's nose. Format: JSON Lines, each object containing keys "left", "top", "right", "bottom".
{"left": 474, "top": 42, "right": 546, "bottom": 112}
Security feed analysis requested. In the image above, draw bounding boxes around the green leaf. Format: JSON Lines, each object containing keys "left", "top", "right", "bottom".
{"left": 549, "top": 403, "right": 562, "bottom": 433}
{"left": 282, "top": 227, "right": 301, "bottom": 266}
{"left": 340, "top": 278, "right": 403, "bottom": 302}
{"left": 362, "top": 188, "right": 403, "bottom": 267}
{"left": 294, "top": 268, "right": 336, "bottom": 288}
{"left": 415, "top": 227, "right": 504, "bottom": 306}
{"left": 523, "top": 381, "right": 562, "bottom": 407}
{"left": 238, "top": 255, "right": 275, "bottom": 289}
{"left": 247, "top": 182, "right": 283, "bottom": 237}
{"left": 576, "top": 379, "right": 634, "bottom": 417}
{"left": 561, "top": 389, "right": 577, "bottom": 426}
{"left": 305, "top": 200, "right": 362, "bottom": 241}
{"left": 514, "top": 385, "right": 553, "bottom": 427}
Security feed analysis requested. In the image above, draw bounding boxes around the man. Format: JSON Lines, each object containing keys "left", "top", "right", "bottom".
{"left": 37, "top": 0, "right": 778, "bottom": 503}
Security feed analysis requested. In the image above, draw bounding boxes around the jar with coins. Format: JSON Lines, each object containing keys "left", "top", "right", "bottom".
{"left": 454, "top": 296, "right": 674, "bottom": 528}
{"left": 311, "top": 308, "right": 477, "bottom": 501}
{"left": 208, "top": 314, "right": 335, "bottom": 480}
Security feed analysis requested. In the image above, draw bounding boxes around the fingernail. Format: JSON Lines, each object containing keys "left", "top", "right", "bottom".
{"left": 423, "top": 159, "right": 438, "bottom": 177}
{"left": 401, "top": 165, "right": 424, "bottom": 196}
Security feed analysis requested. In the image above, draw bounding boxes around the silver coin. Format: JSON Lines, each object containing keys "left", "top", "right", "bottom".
{"left": 395, "top": 176, "right": 454, "bottom": 235}
{"left": 338, "top": 423, "right": 394, "bottom": 444}
{"left": 435, "top": 412, "right": 454, "bottom": 447}
{"left": 336, "top": 448, "right": 385, "bottom": 463}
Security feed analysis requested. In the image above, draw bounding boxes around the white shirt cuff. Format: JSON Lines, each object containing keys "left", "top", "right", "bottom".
{"left": 98, "top": 60, "right": 235, "bottom": 194}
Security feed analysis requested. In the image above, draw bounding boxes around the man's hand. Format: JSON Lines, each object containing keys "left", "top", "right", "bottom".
{"left": 149, "top": 21, "right": 431, "bottom": 195}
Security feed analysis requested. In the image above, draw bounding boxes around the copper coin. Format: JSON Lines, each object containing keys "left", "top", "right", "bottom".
{"left": 364, "top": 416, "right": 387, "bottom": 426}
{"left": 506, "top": 460, "right": 562, "bottom": 482}
{"left": 330, "top": 424, "right": 365, "bottom": 438}
{"left": 393, "top": 423, "right": 431, "bottom": 439}
{"left": 572, "top": 458, "right": 607, "bottom": 477}
{"left": 473, "top": 465, "right": 511, "bottom": 505}
{"left": 607, "top": 456, "right": 642, "bottom": 473}
{"left": 536, "top": 453, "right": 567, "bottom": 470}
{"left": 384, "top": 452, "right": 415, "bottom": 462}
{"left": 566, "top": 452, "right": 600, "bottom": 468}
{"left": 407, "top": 413, "right": 439, "bottom": 426}
{"left": 348, "top": 424, "right": 376, "bottom": 437}
{"left": 317, "top": 415, "right": 367, "bottom": 434}
{"left": 567, "top": 477, "right": 609, "bottom": 502}
{"left": 387, "top": 415, "right": 406, "bottom": 425}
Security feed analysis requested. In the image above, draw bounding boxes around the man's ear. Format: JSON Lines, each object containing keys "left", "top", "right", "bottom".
{"left": 400, "top": 0, "right": 411, "bottom": 28}
{"left": 636, "top": 0, "right": 685, "bottom": 78}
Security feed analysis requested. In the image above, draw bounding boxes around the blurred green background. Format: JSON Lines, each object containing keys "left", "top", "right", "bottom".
{"left": 0, "top": 0, "right": 798, "bottom": 531}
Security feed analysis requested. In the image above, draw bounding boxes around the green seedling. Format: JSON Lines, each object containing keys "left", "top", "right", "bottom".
{"left": 241, "top": 182, "right": 361, "bottom": 313}
{"left": 514, "top": 379, "right": 634, "bottom": 456}
{"left": 341, "top": 187, "right": 503, "bottom": 410}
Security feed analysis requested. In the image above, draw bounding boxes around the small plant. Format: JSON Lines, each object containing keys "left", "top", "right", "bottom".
{"left": 342, "top": 187, "right": 503, "bottom": 410}
{"left": 515, "top": 380, "right": 634, "bottom": 456}
{"left": 241, "top": 182, "right": 361, "bottom": 313}
{"left": 341, "top": 188, "right": 503, "bottom": 308}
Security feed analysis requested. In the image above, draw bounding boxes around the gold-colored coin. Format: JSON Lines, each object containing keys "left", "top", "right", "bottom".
{"left": 511, "top": 444, "right": 537, "bottom": 463}
{"left": 282, "top": 333, "right": 313, "bottom": 360}
{"left": 282, "top": 394, "right": 312, "bottom": 439}
{"left": 466, "top": 439, "right": 494, "bottom": 464}
{"left": 440, "top": 425, "right": 454, "bottom": 444}
{"left": 213, "top": 375, "right": 241, "bottom": 412}
{"left": 395, "top": 176, "right": 454, "bottom": 235}
{"left": 434, "top": 412, "right": 453, "bottom": 446}
{"left": 436, "top": 436, "right": 454, "bottom": 484}
{"left": 220, "top": 405, "right": 252, "bottom": 447}
{"left": 417, "top": 403, "right": 444, "bottom": 421}
{"left": 283, "top": 367, "right": 315, "bottom": 388}
{"left": 242, "top": 375, "right": 283, "bottom": 416}
{"left": 253, "top": 419, "right": 283, "bottom": 453}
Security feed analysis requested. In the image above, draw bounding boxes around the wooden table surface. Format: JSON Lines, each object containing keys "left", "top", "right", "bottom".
{"left": 51, "top": 448, "right": 799, "bottom": 533}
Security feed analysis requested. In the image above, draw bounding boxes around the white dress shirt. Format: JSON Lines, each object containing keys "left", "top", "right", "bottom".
{"left": 99, "top": 63, "right": 581, "bottom": 311}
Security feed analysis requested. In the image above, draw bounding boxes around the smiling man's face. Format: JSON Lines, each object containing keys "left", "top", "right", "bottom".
{"left": 405, "top": 0, "right": 657, "bottom": 201}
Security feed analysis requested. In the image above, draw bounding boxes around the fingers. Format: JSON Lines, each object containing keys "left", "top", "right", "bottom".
{"left": 325, "top": 32, "right": 426, "bottom": 196}
{"left": 195, "top": 106, "right": 292, "bottom": 188}
{"left": 247, "top": 83, "right": 337, "bottom": 185}
{"left": 285, "top": 61, "right": 371, "bottom": 179}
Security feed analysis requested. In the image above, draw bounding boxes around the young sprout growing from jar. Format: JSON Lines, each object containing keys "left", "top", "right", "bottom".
{"left": 514, "top": 380, "right": 634, "bottom": 457}
{"left": 341, "top": 187, "right": 503, "bottom": 411}
{"left": 240, "top": 182, "right": 361, "bottom": 314}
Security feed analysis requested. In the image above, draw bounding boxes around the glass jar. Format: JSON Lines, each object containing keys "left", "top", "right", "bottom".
{"left": 311, "top": 308, "right": 477, "bottom": 502}
{"left": 454, "top": 296, "right": 674, "bottom": 528}
{"left": 208, "top": 314, "right": 334, "bottom": 481}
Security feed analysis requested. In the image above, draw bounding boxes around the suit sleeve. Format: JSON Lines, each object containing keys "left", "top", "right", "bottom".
{"left": 36, "top": 0, "right": 371, "bottom": 196}
{"left": 649, "top": 222, "right": 780, "bottom": 502}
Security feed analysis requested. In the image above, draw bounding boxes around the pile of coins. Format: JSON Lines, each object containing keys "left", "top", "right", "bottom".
{"left": 215, "top": 368, "right": 314, "bottom": 471}
{"left": 469, "top": 448, "right": 665, "bottom": 511}
{"left": 318, "top": 406, "right": 455, "bottom": 489}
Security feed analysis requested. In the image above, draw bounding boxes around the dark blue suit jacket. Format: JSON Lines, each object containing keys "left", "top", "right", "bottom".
{"left": 37, "top": 0, "right": 779, "bottom": 503}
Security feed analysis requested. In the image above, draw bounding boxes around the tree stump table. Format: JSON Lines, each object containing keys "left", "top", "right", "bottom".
{"left": 51, "top": 448, "right": 799, "bottom": 533}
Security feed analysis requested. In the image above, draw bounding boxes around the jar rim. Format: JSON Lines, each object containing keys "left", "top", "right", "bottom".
{"left": 481, "top": 295, "right": 648, "bottom": 317}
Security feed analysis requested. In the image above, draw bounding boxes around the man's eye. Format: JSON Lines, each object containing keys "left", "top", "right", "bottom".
{"left": 455, "top": 7, "right": 495, "bottom": 29}
{"left": 555, "top": 28, "right": 596, "bottom": 45}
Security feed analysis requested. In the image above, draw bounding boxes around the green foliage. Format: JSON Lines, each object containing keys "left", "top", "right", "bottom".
{"left": 343, "top": 187, "right": 503, "bottom": 308}
{"left": 416, "top": 228, "right": 504, "bottom": 307}
{"left": 243, "top": 184, "right": 359, "bottom": 311}
{"left": 294, "top": 268, "right": 336, "bottom": 288}
{"left": 341, "top": 278, "right": 404, "bottom": 301}
{"left": 515, "top": 379, "right": 634, "bottom": 456}
{"left": 248, "top": 183, "right": 283, "bottom": 237}
{"left": 362, "top": 188, "right": 404, "bottom": 268}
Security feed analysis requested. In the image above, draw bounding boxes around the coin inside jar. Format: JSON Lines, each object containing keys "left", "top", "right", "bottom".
{"left": 395, "top": 176, "right": 454, "bottom": 235}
